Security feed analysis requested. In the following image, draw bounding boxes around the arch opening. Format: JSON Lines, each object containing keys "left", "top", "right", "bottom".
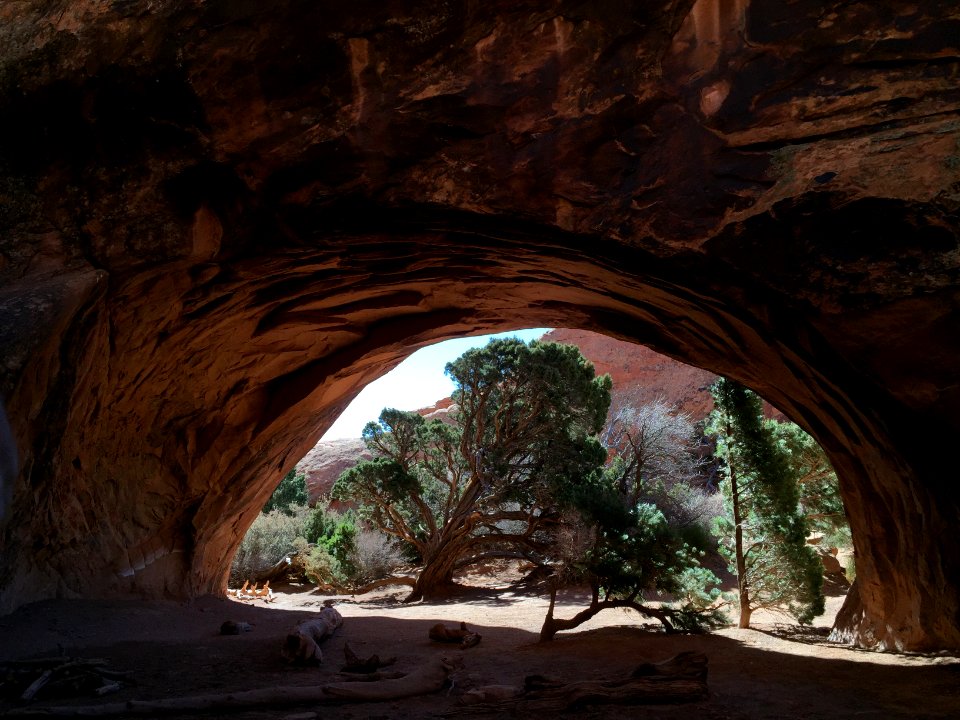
{"left": 236, "top": 325, "right": 851, "bottom": 634}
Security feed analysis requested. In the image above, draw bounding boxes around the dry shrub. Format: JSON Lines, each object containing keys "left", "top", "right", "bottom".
{"left": 348, "top": 529, "right": 405, "bottom": 584}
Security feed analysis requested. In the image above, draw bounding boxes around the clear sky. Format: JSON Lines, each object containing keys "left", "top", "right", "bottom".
{"left": 320, "top": 328, "right": 550, "bottom": 441}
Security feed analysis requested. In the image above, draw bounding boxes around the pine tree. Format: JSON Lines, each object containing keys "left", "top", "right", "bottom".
{"left": 708, "top": 379, "right": 824, "bottom": 627}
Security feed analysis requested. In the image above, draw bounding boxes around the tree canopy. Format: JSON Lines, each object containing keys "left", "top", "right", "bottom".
{"left": 262, "top": 467, "right": 308, "bottom": 516}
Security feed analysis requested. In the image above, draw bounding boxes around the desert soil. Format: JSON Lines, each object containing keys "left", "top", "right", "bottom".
{"left": 2, "top": 565, "right": 958, "bottom": 719}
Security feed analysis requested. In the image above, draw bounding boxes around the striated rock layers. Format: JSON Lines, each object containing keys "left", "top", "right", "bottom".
{"left": 296, "top": 438, "right": 367, "bottom": 508}
{"left": 543, "top": 328, "right": 719, "bottom": 420}
{"left": 0, "top": 1, "right": 958, "bottom": 651}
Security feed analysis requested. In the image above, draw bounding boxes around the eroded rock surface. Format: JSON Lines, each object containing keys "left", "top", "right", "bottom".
{"left": 0, "top": 1, "right": 958, "bottom": 651}
{"left": 296, "top": 438, "right": 367, "bottom": 507}
{"left": 545, "top": 329, "right": 719, "bottom": 420}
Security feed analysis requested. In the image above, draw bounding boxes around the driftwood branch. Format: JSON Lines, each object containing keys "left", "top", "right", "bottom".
{"left": 2, "top": 658, "right": 127, "bottom": 704}
{"left": 453, "top": 652, "right": 707, "bottom": 714}
{"left": 340, "top": 643, "right": 397, "bottom": 673}
{"left": 3, "top": 658, "right": 457, "bottom": 717}
{"left": 429, "top": 622, "right": 482, "bottom": 649}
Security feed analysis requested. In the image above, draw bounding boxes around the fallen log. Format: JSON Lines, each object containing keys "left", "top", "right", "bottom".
{"left": 334, "top": 671, "right": 407, "bottom": 682}
{"left": 452, "top": 652, "right": 707, "bottom": 714}
{"left": 350, "top": 576, "right": 417, "bottom": 594}
{"left": 340, "top": 643, "right": 396, "bottom": 674}
{"left": 322, "top": 655, "right": 460, "bottom": 701}
{"left": 281, "top": 604, "right": 343, "bottom": 664}
{"left": 2, "top": 657, "right": 459, "bottom": 717}
{"left": 429, "top": 622, "right": 481, "bottom": 649}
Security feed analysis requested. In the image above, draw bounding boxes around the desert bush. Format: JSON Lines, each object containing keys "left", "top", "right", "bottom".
{"left": 642, "top": 480, "right": 723, "bottom": 551}
{"left": 229, "top": 505, "right": 310, "bottom": 585}
{"left": 348, "top": 528, "right": 406, "bottom": 584}
{"left": 292, "top": 537, "right": 346, "bottom": 587}
{"left": 304, "top": 504, "right": 359, "bottom": 576}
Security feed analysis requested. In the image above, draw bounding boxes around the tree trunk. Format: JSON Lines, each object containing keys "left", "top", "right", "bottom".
{"left": 539, "top": 584, "right": 601, "bottom": 642}
{"left": 404, "top": 546, "right": 461, "bottom": 602}
{"left": 727, "top": 427, "right": 751, "bottom": 629}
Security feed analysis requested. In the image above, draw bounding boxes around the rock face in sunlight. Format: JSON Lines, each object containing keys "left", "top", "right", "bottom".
{"left": 544, "top": 329, "right": 719, "bottom": 420}
{"left": 297, "top": 439, "right": 367, "bottom": 507}
{"left": 0, "top": 1, "right": 958, "bottom": 651}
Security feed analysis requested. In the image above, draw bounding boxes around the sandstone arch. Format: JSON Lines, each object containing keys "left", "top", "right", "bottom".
{"left": 0, "top": 1, "right": 957, "bottom": 652}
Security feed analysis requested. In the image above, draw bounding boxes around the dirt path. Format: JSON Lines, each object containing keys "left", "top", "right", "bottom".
{"left": 2, "top": 576, "right": 958, "bottom": 719}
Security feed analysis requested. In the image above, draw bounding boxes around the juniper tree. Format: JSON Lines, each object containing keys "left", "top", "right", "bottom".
{"left": 333, "top": 338, "right": 611, "bottom": 601}
{"left": 708, "top": 378, "right": 824, "bottom": 628}
{"left": 539, "top": 400, "right": 723, "bottom": 641}
{"left": 262, "top": 467, "right": 309, "bottom": 516}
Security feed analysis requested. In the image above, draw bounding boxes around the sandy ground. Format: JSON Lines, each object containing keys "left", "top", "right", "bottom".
{"left": 2, "top": 568, "right": 959, "bottom": 719}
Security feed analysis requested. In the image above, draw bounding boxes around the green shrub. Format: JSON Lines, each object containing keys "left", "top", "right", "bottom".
{"left": 304, "top": 505, "right": 358, "bottom": 576}
{"left": 230, "top": 505, "right": 310, "bottom": 585}
{"left": 297, "top": 540, "right": 346, "bottom": 587}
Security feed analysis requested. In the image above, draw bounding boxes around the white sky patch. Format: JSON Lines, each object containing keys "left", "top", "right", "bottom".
{"left": 321, "top": 328, "right": 550, "bottom": 441}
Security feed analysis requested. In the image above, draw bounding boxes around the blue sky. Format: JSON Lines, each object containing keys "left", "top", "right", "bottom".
{"left": 321, "top": 328, "right": 550, "bottom": 440}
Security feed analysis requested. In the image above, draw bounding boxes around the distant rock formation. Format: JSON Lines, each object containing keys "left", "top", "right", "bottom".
{"left": 297, "top": 438, "right": 368, "bottom": 507}
{"left": 542, "top": 329, "right": 718, "bottom": 421}
{"left": 417, "top": 396, "right": 457, "bottom": 424}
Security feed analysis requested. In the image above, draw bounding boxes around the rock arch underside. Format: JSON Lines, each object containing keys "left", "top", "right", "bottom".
{"left": 0, "top": 0, "right": 958, "bottom": 652}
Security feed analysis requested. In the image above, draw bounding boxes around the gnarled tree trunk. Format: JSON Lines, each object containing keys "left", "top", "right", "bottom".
{"left": 539, "top": 583, "right": 674, "bottom": 642}
{"left": 404, "top": 541, "right": 464, "bottom": 602}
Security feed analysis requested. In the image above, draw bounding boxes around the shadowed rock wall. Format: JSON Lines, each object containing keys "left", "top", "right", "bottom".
{"left": 0, "top": 0, "right": 958, "bottom": 651}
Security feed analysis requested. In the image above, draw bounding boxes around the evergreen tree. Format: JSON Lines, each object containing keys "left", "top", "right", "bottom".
{"left": 539, "top": 400, "right": 723, "bottom": 640}
{"left": 262, "top": 467, "right": 309, "bottom": 516}
{"left": 334, "top": 338, "right": 611, "bottom": 601}
{"left": 708, "top": 378, "right": 824, "bottom": 627}
{"left": 770, "top": 420, "right": 850, "bottom": 548}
